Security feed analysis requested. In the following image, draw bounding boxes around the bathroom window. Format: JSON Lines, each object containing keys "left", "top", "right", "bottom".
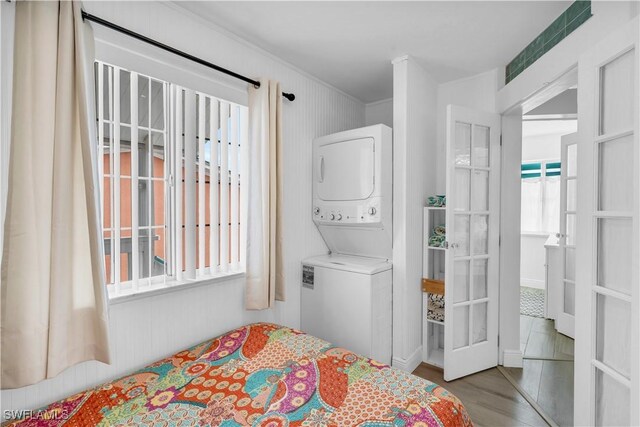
{"left": 521, "top": 161, "right": 561, "bottom": 234}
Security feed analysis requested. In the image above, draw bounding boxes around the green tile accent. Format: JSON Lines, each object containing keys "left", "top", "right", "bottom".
{"left": 521, "top": 162, "right": 542, "bottom": 171}
{"left": 506, "top": 1, "right": 592, "bottom": 84}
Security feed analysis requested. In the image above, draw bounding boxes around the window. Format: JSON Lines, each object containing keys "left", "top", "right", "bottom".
{"left": 95, "top": 61, "right": 247, "bottom": 296}
{"left": 521, "top": 161, "right": 561, "bottom": 234}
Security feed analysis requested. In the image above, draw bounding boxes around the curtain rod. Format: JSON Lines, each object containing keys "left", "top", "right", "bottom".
{"left": 81, "top": 11, "right": 295, "bottom": 102}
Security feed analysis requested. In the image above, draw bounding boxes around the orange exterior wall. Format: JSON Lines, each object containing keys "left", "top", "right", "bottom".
{"left": 102, "top": 153, "right": 239, "bottom": 284}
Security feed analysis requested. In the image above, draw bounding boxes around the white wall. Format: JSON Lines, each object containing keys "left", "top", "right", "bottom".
{"left": 1, "top": 0, "right": 364, "bottom": 416}
{"left": 365, "top": 98, "right": 393, "bottom": 127}
{"left": 520, "top": 235, "right": 548, "bottom": 289}
{"left": 391, "top": 56, "right": 437, "bottom": 372}
{"left": 521, "top": 120, "right": 577, "bottom": 162}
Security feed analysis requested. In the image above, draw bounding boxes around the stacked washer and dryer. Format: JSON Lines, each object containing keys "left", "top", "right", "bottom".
{"left": 301, "top": 124, "right": 393, "bottom": 364}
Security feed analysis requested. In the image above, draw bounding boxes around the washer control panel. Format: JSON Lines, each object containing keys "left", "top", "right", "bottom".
{"left": 313, "top": 201, "right": 381, "bottom": 224}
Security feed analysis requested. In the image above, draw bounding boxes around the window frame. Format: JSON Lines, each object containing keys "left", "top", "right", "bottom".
{"left": 94, "top": 58, "right": 248, "bottom": 302}
{"left": 520, "top": 158, "right": 562, "bottom": 235}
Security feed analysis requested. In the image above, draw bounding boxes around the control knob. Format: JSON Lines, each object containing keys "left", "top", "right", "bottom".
{"left": 313, "top": 207, "right": 320, "bottom": 215}
{"left": 368, "top": 207, "right": 377, "bottom": 216}
{"left": 329, "top": 214, "right": 335, "bottom": 220}
{"left": 337, "top": 214, "right": 342, "bottom": 220}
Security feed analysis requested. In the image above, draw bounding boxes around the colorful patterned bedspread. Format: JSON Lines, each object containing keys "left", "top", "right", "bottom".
{"left": 8, "top": 323, "right": 472, "bottom": 426}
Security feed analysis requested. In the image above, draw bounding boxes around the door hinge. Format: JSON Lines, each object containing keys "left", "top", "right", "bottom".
{"left": 500, "top": 134, "right": 503, "bottom": 146}
{"left": 497, "top": 335, "right": 500, "bottom": 347}
{"left": 169, "top": 174, "right": 175, "bottom": 187}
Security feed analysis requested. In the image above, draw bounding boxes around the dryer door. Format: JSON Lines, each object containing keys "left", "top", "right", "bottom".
{"left": 316, "top": 137, "right": 375, "bottom": 201}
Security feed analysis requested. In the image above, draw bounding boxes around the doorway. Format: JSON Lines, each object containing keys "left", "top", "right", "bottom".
{"left": 515, "top": 89, "right": 578, "bottom": 427}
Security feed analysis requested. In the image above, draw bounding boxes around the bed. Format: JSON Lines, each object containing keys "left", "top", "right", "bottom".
{"left": 7, "top": 323, "right": 471, "bottom": 426}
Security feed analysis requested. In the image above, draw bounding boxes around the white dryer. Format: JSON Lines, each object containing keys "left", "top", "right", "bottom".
{"left": 302, "top": 124, "right": 393, "bottom": 364}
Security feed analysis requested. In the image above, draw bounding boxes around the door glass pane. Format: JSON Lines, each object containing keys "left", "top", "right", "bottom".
{"left": 453, "top": 306, "right": 469, "bottom": 349}
{"left": 598, "top": 135, "right": 633, "bottom": 212}
{"left": 471, "top": 215, "right": 488, "bottom": 255}
{"left": 599, "top": 49, "right": 634, "bottom": 136}
{"left": 563, "top": 281, "right": 575, "bottom": 315}
{"left": 596, "top": 294, "right": 631, "bottom": 378}
{"left": 565, "top": 247, "right": 576, "bottom": 282}
{"left": 471, "top": 170, "right": 489, "bottom": 211}
{"left": 454, "top": 260, "right": 470, "bottom": 303}
{"left": 595, "top": 368, "right": 630, "bottom": 427}
{"left": 455, "top": 169, "right": 470, "bottom": 211}
{"left": 566, "top": 213, "right": 576, "bottom": 246}
{"left": 598, "top": 218, "right": 632, "bottom": 295}
{"left": 566, "top": 179, "right": 577, "bottom": 212}
{"left": 454, "top": 215, "right": 470, "bottom": 256}
{"left": 473, "top": 259, "right": 487, "bottom": 299}
{"left": 567, "top": 144, "right": 577, "bottom": 177}
{"left": 472, "top": 302, "right": 488, "bottom": 344}
{"left": 473, "top": 125, "right": 490, "bottom": 167}
{"left": 455, "top": 122, "right": 471, "bottom": 165}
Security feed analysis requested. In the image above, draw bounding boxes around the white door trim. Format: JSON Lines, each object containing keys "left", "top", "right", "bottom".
{"left": 575, "top": 17, "right": 639, "bottom": 426}
{"left": 557, "top": 133, "right": 577, "bottom": 339}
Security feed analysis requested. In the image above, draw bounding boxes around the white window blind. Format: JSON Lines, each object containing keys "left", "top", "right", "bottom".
{"left": 96, "top": 61, "right": 247, "bottom": 296}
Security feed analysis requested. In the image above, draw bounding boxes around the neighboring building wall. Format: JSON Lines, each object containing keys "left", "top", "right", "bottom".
{"left": 1, "top": 0, "right": 364, "bottom": 415}
{"left": 102, "top": 154, "right": 240, "bottom": 283}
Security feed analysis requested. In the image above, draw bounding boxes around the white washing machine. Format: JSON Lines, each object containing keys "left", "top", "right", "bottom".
{"left": 302, "top": 124, "right": 393, "bottom": 364}
{"left": 301, "top": 254, "right": 392, "bottom": 365}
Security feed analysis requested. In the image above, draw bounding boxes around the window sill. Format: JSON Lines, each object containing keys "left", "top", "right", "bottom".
{"left": 108, "top": 271, "right": 245, "bottom": 306}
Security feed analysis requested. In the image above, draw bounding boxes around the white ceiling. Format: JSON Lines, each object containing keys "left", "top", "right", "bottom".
{"left": 176, "top": 1, "right": 572, "bottom": 103}
{"left": 522, "top": 119, "right": 577, "bottom": 139}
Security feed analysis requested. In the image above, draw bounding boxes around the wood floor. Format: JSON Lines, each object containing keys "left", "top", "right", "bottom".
{"left": 520, "top": 315, "right": 574, "bottom": 360}
{"left": 413, "top": 364, "right": 549, "bottom": 427}
{"left": 511, "top": 315, "right": 575, "bottom": 426}
{"left": 413, "top": 316, "right": 575, "bottom": 427}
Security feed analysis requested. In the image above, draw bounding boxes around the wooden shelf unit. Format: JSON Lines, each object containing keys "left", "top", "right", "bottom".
{"left": 422, "top": 206, "right": 446, "bottom": 368}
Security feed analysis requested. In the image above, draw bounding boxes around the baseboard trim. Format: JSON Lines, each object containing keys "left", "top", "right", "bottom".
{"left": 392, "top": 345, "right": 423, "bottom": 372}
{"left": 521, "top": 279, "right": 545, "bottom": 290}
{"left": 503, "top": 349, "right": 524, "bottom": 368}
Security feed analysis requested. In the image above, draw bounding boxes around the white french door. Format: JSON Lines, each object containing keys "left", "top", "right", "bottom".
{"left": 444, "top": 105, "right": 501, "bottom": 381}
{"left": 575, "top": 17, "right": 639, "bottom": 426}
{"left": 557, "top": 133, "right": 577, "bottom": 339}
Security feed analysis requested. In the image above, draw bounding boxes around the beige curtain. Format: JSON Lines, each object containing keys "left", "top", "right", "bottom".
{"left": 1, "top": 0, "right": 110, "bottom": 389}
{"left": 246, "top": 79, "right": 285, "bottom": 310}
